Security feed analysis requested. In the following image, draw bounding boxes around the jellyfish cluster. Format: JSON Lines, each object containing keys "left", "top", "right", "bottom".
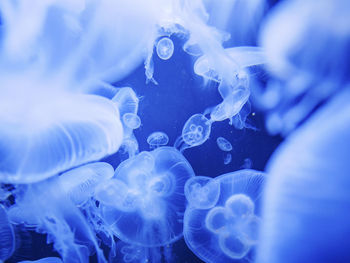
{"left": 1, "top": 0, "right": 349, "bottom": 262}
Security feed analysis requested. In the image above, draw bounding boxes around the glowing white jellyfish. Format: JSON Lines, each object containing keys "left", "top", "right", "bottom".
{"left": 122, "top": 113, "right": 141, "bottom": 130}
{"left": 156, "top": 37, "right": 174, "bottom": 60}
{"left": 147, "top": 131, "right": 169, "bottom": 149}
{"left": 216, "top": 137, "right": 233, "bottom": 152}
{"left": 184, "top": 169, "right": 265, "bottom": 263}
{"left": 95, "top": 147, "right": 195, "bottom": 247}
{"left": 0, "top": 91, "right": 123, "bottom": 184}
{"left": 175, "top": 114, "right": 212, "bottom": 152}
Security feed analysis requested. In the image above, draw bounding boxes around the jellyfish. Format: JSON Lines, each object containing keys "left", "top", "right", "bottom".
{"left": 156, "top": 37, "right": 175, "bottom": 60}
{"left": 18, "top": 258, "right": 63, "bottom": 263}
{"left": 122, "top": 113, "right": 141, "bottom": 130}
{"left": 112, "top": 87, "right": 140, "bottom": 158}
{"left": 241, "top": 158, "right": 252, "bottom": 169}
{"left": 0, "top": 90, "right": 123, "bottom": 184}
{"left": 147, "top": 131, "right": 169, "bottom": 149}
{"left": 95, "top": 147, "right": 195, "bottom": 247}
{"left": 216, "top": 137, "right": 233, "bottom": 152}
{"left": 0, "top": 205, "right": 15, "bottom": 261}
{"left": 224, "top": 153, "right": 232, "bottom": 165}
{"left": 185, "top": 176, "right": 221, "bottom": 210}
{"left": 58, "top": 162, "right": 114, "bottom": 206}
{"left": 184, "top": 169, "right": 265, "bottom": 263}
{"left": 174, "top": 114, "right": 212, "bottom": 152}
{"left": 257, "top": 0, "right": 350, "bottom": 136}
{"left": 8, "top": 177, "right": 107, "bottom": 263}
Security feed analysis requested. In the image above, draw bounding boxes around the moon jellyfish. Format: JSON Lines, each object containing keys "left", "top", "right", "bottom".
{"left": 0, "top": 205, "right": 15, "bottom": 261}
{"left": 147, "top": 131, "right": 169, "bottom": 149}
{"left": 224, "top": 153, "right": 232, "bottom": 165}
{"left": 185, "top": 176, "right": 221, "bottom": 209}
{"left": 0, "top": 92, "right": 123, "bottom": 184}
{"left": 96, "top": 147, "right": 195, "bottom": 247}
{"left": 175, "top": 114, "right": 212, "bottom": 152}
{"left": 18, "top": 258, "right": 63, "bottom": 263}
{"left": 216, "top": 137, "right": 233, "bottom": 152}
{"left": 112, "top": 87, "right": 140, "bottom": 158}
{"left": 210, "top": 82, "right": 250, "bottom": 123}
{"left": 194, "top": 47, "right": 265, "bottom": 82}
{"left": 258, "top": 0, "right": 350, "bottom": 135}
{"left": 184, "top": 169, "right": 265, "bottom": 263}
{"left": 9, "top": 178, "right": 107, "bottom": 263}
{"left": 122, "top": 113, "right": 141, "bottom": 130}
{"left": 156, "top": 37, "right": 175, "bottom": 60}
{"left": 58, "top": 162, "right": 114, "bottom": 206}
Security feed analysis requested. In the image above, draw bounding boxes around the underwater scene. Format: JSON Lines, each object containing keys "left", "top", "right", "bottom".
{"left": 0, "top": 0, "right": 349, "bottom": 262}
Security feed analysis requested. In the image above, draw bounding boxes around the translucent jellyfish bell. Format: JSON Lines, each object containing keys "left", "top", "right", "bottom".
{"left": 0, "top": 205, "right": 15, "bottom": 261}
{"left": 147, "top": 131, "right": 169, "bottom": 149}
{"left": 97, "top": 147, "right": 195, "bottom": 247}
{"left": 185, "top": 176, "right": 221, "bottom": 210}
{"left": 175, "top": 114, "right": 212, "bottom": 152}
{"left": 184, "top": 169, "right": 265, "bottom": 263}
{"left": 156, "top": 37, "right": 174, "bottom": 60}
{"left": 0, "top": 91, "right": 123, "bottom": 184}
{"left": 58, "top": 162, "right": 114, "bottom": 206}
{"left": 122, "top": 113, "right": 141, "bottom": 130}
{"left": 217, "top": 137, "right": 233, "bottom": 152}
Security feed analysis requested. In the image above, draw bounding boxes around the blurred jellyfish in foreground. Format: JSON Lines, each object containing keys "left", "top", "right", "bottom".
{"left": 95, "top": 147, "right": 195, "bottom": 247}
{"left": 175, "top": 114, "right": 212, "bottom": 152}
{"left": 0, "top": 92, "right": 123, "bottom": 184}
{"left": 256, "top": 1, "right": 350, "bottom": 263}
{"left": 0, "top": 205, "right": 15, "bottom": 261}
{"left": 156, "top": 37, "right": 175, "bottom": 60}
{"left": 216, "top": 137, "right": 233, "bottom": 152}
{"left": 147, "top": 131, "right": 169, "bottom": 149}
{"left": 256, "top": 0, "right": 350, "bottom": 136}
{"left": 184, "top": 169, "right": 265, "bottom": 263}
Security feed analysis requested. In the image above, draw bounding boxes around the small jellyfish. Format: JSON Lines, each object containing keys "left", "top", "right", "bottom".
{"left": 185, "top": 176, "right": 221, "bottom": 210}
{"left": 175, "top": 114, "right": 212, "bottom": 152}
{"left": 112, "top": 87, "right": 140, "bottom": 158}
{"left": 147, "top": 131, "right": 169, "bottom": 149}
{"left": 156, "top": 37, "right": 174, "bottom": 60}
{"left": 224, "top": 153, "right": 232, "bottom": 165}
{"left": 96, "top": 147, "right": 195, "bottom": 247}
{"left": 241, "top": 158, "right": 252, "bottom": 169}
{"left": 184, "top": 169, "right": 265, "bottom": 263}
{"left": 217, "top": 137, "right": 233, "bottom": 152}
{"left": 122, "top": 113, "right": 141, "bottom": 130}
{"left": 0, "top": 205, "right": 15, "bottom": 261}
{"left": 58, "top": 162, "right": 114, "bottom": 206}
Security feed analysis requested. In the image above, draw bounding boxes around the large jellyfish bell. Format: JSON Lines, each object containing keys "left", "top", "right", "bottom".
{"left": 95, "top": 147, "right": 195, "bottom": 247}
{"left": 184, "top": 169, "right": 265, "bottom": 263}
{"left": 0, "top": 80, "right": 123, "bottom": 183}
